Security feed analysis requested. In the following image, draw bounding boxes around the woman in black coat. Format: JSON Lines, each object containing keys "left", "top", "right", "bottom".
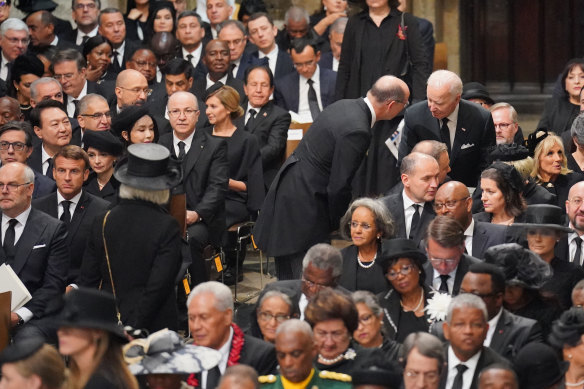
{"left": 335, "top": 0, "right": 429, "bottom": 101}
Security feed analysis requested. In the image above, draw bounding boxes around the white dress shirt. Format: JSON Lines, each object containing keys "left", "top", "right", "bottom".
{"left": 298, "top": 293, "right": 308, "bottom": 321}
{"left": 183, "top": 45, "right": 203, "bottom": 68}
{"left": 332, "top": 57, "right": 339, "bottom": 72}
{"left": 485, "top": 307, "right": 503, "bottom": 347}
{"left": 432, "top": 267, "right": 457, "bottom": 294}
{"left": 172, "top": 131, "right": 195, "bottom": 157}
{"left": 57, "top": 190, "right": 82, "bottom": 220}
{"left": 297, "top": 66, "right": 322, "bottom": 121}
{"left": 443, "top": 104, "right": 460, "bottom": 148}
{"left": 445, "top": 346, "right": 482, "bottom": 389}
{"left": 258, "top": 45, "right": 279, "bottom": 77}
{"left": 568, "top": 227, "right": 584, "bottom": 265}
{"left": 363, "top": 96, "right": 376, "bottom": 128}
{"left": 206, "top": 74, "right": 228, "bottom": 89}
{"left": 41, "top": 146, "right": 54, "bottom": 175}
{"left": 403, "top": 190, "right": 424, "bottom": 239}
{"left": 76, "top": 26, "right": 98, "bottom": 46}
{"left": 0, "top": 52, "right": 10, "bottom": 81}
{"left": 201, "top": 327, "right": 234, "bottom": 389}
{"left": 67, "top": 81, "right": 88, "bottom": 117}
{"left": 231, "top": 57, "right": 242, "bottom": 78}
{"left": 112, "top": 40, "right": 126, "bottom": 67}
{"left": 50, "top": 36, "right": 59, "bottom": 46}
{"left": 464, "top": 219, "right": 474, "bottom": 255}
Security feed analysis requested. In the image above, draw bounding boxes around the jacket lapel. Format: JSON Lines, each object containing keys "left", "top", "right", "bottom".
{"left": 471, "top": 223, "right": 487, "bottom": 258}
{"left": 12, "top": 210, "right": 47, "bottom": 275}
{"left": 183, "top": 131, "right": 206, "bottom": 177}
{"left": 68, "top": 191, "right": 88, "bottom": 239}
{"left": 489, "top": 309, "right": 509, "bottom": 353}
{"left": 450, "top": 105, "right": 471, "bottom": 162}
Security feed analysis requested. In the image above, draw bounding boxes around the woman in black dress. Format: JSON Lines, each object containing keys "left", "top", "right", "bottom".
{"left": 7, "top": 54, "right": 44, "bottom": 122}
{"left": 83, "top": 130, "right": 124, "bottom": 203}
{"left": 338, "top": 197, "right": 393, "bottom": 294}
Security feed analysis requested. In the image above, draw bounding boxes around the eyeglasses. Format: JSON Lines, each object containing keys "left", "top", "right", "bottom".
{"left": 0, "top": 141, "right": 26, "bottom": 151}
{"left": 460, "top": 289, "right": 498, "bottom": 299}
{"left": 395, "top": 100, "right": 410, "bottom": 108}
{"left": 429, "top": 257, "right": 458, "bottom": 265}
{"left": 5, "top": 37, "right": 30, "bottom": 45}
{"left": 118, "top": 87, "right": 153, "bottom": 96}
{"left": 358, "top": 313, "right": 375, "bottom": 325}
{"left": 168, "top": 109, "right": 199, "bottom": 118}
{"left": 348, "top": 221, "right": 372, "bottom": 230}
{"left": 257, "top": 311, "right": 290, "bottom": 323}
{"left": 494, "top": 122, "right": 514, "bottom": 129}
{"left": 75, "top": 2, "right": 97, "bottom": 9}
{"left": 302, "top": 277, "right": 330, "bottom": 290}
{"left": 80, "top": 111, "right": 112, "bottom": 120}
{"left": 404, "top": 370, "right": 440, "bottom": 383}
{"left": 54, "top": 73, "right": 77, "bottom": 81}
{"left": 433, "top": 197, "right": 470, "bottom": 211}
{"left": 569, "top": 197, "right": 584, "bottom": 207}
{"left": 314, "top": 329, "right": 348, "bottom": 341}
{"left": 387, "top": 264, "right": 416, "bottom": 280}
{"left": 0, "top": 182, "right": 31, "bottom": 191}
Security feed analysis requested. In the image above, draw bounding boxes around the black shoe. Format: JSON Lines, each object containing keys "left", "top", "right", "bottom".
{"left": 222, "top": 269, "right": 244, "bottom": 286}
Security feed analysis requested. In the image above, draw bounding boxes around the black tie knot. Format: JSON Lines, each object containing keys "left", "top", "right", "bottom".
{"left": 307, "top": 78, "right": 314, "bottom": 86}
{"left": 249, "top": 109, "right": 256, "bottom": 118}
{"left": 8, "top": 219, "right": 17, "bottom": 228}
{"left": 439, "top": 274, "right": 450, "bottom": 293}
{"left": 456, "top": 364, "right": 467, "bottom": 374}
{"left": 61, "top": 200, "right": 72, "bottom": 224}
{"left": 177, "top": 141, "right": 186, "bottom": 160}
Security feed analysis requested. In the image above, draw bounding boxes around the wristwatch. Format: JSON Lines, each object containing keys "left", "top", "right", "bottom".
{"left": 15, "top": 314, "right": 24, "bottom": 327}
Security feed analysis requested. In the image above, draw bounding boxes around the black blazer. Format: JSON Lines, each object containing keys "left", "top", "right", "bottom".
{"left": 339, "top": 244, "right": 389, "bottom": 294}
{"left": 191, "top": 73, "right": 245, "bottom": 103}
{"left": 32, "top": 170, "right": 56, "bottom": 199}
{"left": 423, "top": 254, "right": 481, "bottom": 296}
{"left": 398, "top": 99, "right": 496, "bottom": 187}
{"left": 377, "top": 285, "right": 431, "bottom": 341}
{"left": 235, "top": 51, "right": 261, "bottom": 80}
{"left": 27, "top": 145, "right": 45, "bottom": 176}
{"left": 273, "top": 67, "right": 337, "bottom": 114}
{"left": 1, "top": 208, "right": 69, "bottom": 318}
{"left": 439, "top": 346, "right": 509, "bottom": 389}
{"left": 318, "top": 51, "right": 334, "bottom": 71}
{"left": 537, "top": 96, "right": 580, "bottom": 134}
{"left": 472, "top": 221, "right": 507, "bottom": 259}
{"left": 241, "top": 101, "right": 291, "bottom": 190}
{"left": 489, "top": 309, "right": 543, "bottom": 362}
{"left": 251, "top": 49, "right": 295, "bottom": 80}
{"left": 106, "top": 39, "right": 141, "bottom": 76}
{"left": 381, "top": 191, "right": 435, "bottom": 244}
{"left": 32, "top": 190, "right": 110, "bottom": 284}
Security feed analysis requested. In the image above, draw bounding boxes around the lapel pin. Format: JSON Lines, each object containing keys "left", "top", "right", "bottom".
{"left": 263, "top": 112, "right": 267, "bottom": 117}
{"left": 498, "top": 329, "right": 503, "bottom": 334}
{"left": 462, "top": 128, "right": 466, "bottom": 132}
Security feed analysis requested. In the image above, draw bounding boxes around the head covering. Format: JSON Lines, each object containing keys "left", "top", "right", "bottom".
{"left": 486, "top": 161, "right": 525, "bottom": 194}
{"left": 461, "top": 82, "right": 495, "bottom": 105}
{"left": 52, "top": 288, "right": 127, "bottom": 342}
{"left": 378, "top": 238, "right": 427, "bottom": 273}
{"left": 351, "top": 353, "right": 402, "bottom": 388}
{"left": 512, "top": 204, "right": 574, "bottom": 233}
{"left": 525, "top": 129, "right": 549, "bottom": 157}
{"left": 114, "top": 143, "right": 181, "bottom": 190}
{"left": 489, "top": 143, "right": 530, "bottom": 163}
{"left": 549, "top": 307, "right": 584, "bottom": 349}
{"left": 514, "top": 342, "right": 568, "bottom": 389}
{"left": 12, "top": 54, "right": 44, "bottom": 81}
{"left": 124, "top": 329, "right": 222, "bottom": 375}
{"left": 83, "top": 130, "right": 124, "bottom": 156}
{"left": 0, "top": 337, "right": 44, "bottom": 365}
{"left": 18, "top": 0, "right": 57, "bottom": 12}
{"left": 484, "top": 243, "right": 552, "bottom": 289}
{"left": 111, "top": 105, "right": 159, "bottom": 143}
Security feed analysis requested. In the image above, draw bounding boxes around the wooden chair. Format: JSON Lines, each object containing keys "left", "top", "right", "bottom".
{"left": 0, "top": 292, "right": 10, "bottom": 352}
{"left": 285, "top": 122, "right": 312, "bottom": 160}
{"left": 434, "top": 42, "right": 448, "bottom": 70}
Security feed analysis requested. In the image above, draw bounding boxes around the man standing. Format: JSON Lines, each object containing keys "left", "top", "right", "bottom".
{"left": 218, "top": 20, "right": 257, "bottom": 80}
{"left": 242, "top": 65, "right": 290, "bottom": 190}
{"left": 98, "top": 8, "right": 139, "bottom": 77}
{"left": 398, "top": 70, "right": 496, "bottom": 187}
{"left": 63, "top": 0, "right": 101, "bottom": 47}
{"left": 176, "top": 11, "right": 208, "bottom": 76}
{"left": 253, "top": 75, "right": 409, "bottom": 279}
{"left": 0, "top": 19, "right": 29, "bottom": 82}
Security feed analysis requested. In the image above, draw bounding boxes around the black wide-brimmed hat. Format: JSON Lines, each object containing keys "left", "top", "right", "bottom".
{"left": 0, "top": 337, "right": 44, "bottom": 365}
{"left": 114, "top": 143, "right": 181, "bottom": 191}
{"left": 52, "top": 288, "right": 127, "bottom": 342}
{"left": 489, "top": 143, "right": 530, "bottom": 163}
{"left": 484, "top": 243, "right": 552, "bottom": 289}
{"left": 378, "top": 238, "right": 427, "bottom": 272}
{"left": 83, "top": 130, "right": 124, "bottom": 156}
{"left": 352, "top": 353, "right": 402, "bottom": 388}
{"left": 513, "top": 204, "right": 573, "bottom": 233}
{"left": 461, "top": 82, "right": 495, "bottom": 105}
{"left": 514, "top": 342, "right": 569, "bottom": 389}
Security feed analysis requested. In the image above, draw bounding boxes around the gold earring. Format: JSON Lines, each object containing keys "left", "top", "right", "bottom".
{"left": 569, "top": 354, "right": 573, "bottom": 359}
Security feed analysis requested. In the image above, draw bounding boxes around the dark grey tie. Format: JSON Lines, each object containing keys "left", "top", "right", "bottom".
{"left": 307, "top": 79, "right": 320, "bottom": 121}
{"left": 60, "top": 200, "right": 72, "bottom": 224}
{"left": 409, "top": 204, "right": 421, "bottom": 240}
{"left": 46, "top": 157, "right": 54, "bottom": 179}
{"left": 452, "top": 364, "right": 468, "bottom": 389}
{"left": 246, "top": 108, "right": 256, "bottom": 126}
{"left": 73, "top": 99, "right": 80, "bottom": 117}
{"left": 81, "top": 35, "right": 89, "bottom": 45}
{"left": 177, "top": 141, "right": 186, "bottom": 160}
{"left": 206, "top": 366, "right": 221, "bottom": 389}
{"left": 186, "top": 54, "right": 194, "bottom": 66}
{"left": 441, "top": 118, "right": 451, "bottom": 154}
{"left": 575, "top": 236, "right": 583, "bottom": 266}
{"left": 3, "top": 219, "right": 17, "bottom": 264}
{"left": 439, "top": 274, "right": 450, "bottom": 293}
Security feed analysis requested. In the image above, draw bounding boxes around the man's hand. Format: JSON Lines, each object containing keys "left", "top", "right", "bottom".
{"left": 186, "top": 210, "right": 200, "bottom": 225}
{"left": 65, "top": 285, "right": 75, "bottom": 294}
{"left": 10, "top": 312, "right": 19, "bottom": 328}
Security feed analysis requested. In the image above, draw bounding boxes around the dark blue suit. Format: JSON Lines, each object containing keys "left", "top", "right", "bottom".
{"left": 251, "top": 49, "right": 295, "bottom": 80}
{"left": 235, "top": 52, "right": 261, "bottom": 80}
{"left": 273, "top": 67, "right": 337, "bottom": 114}
{"left": 318, "top": 51, "right": 334, "bottom": 71}
{"left": 32, "top": 171, "right": 56, "bottom": 199}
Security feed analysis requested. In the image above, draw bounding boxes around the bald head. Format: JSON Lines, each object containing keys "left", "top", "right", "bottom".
{"left": 566, "top": 181, "right": 584, "bottom": 234}
{"left": 434, "top": 181, "right": 472, "bottom": 228}
{"left": 151, "top": 32, "right": 177, "bottom": 70}
{"left": 115, "top": 70, "right": 149, "bottom": 108}
{"left": 168, "top": 90, "right": 198, "bottom": 109}
{"left": 367, "top": 75, "right": 410, "bottom": 121}
{"left": 0, "top": 97, "right": 22, "bottom": 124}
{"left": 412, "top": 140, "right": 451, "bottom": 183}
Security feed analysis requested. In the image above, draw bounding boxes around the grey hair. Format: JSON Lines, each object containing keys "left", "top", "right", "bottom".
{"left": 330, "top": 17, "right": 348, "bottom": 35}
{"left": 217, "top": 20, "right": 246, "bottom": 35}
{"left": 118, "top": 184, "right": 170, "bottom": 205}
{"left": 446, "top": 294, "right": 488, "bottom": 324}
{"left": 78, "top": 94, "right": 108, "bottom": 115}
{"left": 339, "top": 197, "right": 394, "bottom": 240}
{"left": 400, "top": 151, "right": 437, "bottom": 175}
{"left": 571, "top": 113, "right": 584, "bottom": 146}
{"left": 352, "top": 291, "right": 382, "bottom": 317}
{"left": 168, "top": 91, "right": 199, "bottom": 110}
{"left": 369, "top": 75, "right": 406, "bottom": 104}
{"left": 23, "top": 164, "right": 35, "bottom": 183}
{"left": 258, "top": 290, "right": 293, "bottom": 312}
{"left": 301, "top": 243, "right": 343, "bottom": 278}
{"left": 402, "top": 332, "right": 445, "bottom": 373}
{"left": 427, "top": 70, "right": 463, "bottom": 96}
{"left": 98, "top": 8, "right": 123, "bottom": 26}
{"left": 574, "top": 279, "right": 584, "bottom": 292}
{"left": 285, "top": 6, "right": 310, "bottom": 24}
{"left": 490, "top": 102, "right": 518, "bottom": 123}
{"left": 187, "top": 281, "right": 234, "bottom": 312}
{"left": 412, "top": 140, "right": 448, "bottom": 161}
{"left": 30, "top": 78, "right": 62, "bottom": 101}
{"left": 0, "top": 18, "right": 29, "bottom": 37}
{"left": 219, "top": 365, "right": 259, "bottom": 389}
{"left": 275, "top": 318, "right": 313, "bottom": 338}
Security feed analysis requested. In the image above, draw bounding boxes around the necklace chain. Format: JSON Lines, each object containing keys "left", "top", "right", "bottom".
{"left": 400, "top": 288, "right": 424, "bottom": 312}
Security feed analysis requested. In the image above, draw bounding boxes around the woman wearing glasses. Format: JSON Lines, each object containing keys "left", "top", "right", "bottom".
{"left": 377, "top": 238, "right": 430, "bottom": 343}
{"left": 251, "top": 290, "right": 299, "bottom": 343}
{"left": 338, "top": 198, "right": 394, "bottom": 294}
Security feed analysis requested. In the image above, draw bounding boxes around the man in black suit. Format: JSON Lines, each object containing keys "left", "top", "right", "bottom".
{"left": 62, "top": 0, "right": 100, "bottom": 48}
{"left": 242, "top": 65, "right": 291, "bottom": 190}
{"left": 434, "top": 181, "right": 507, "bottom": 259}
{"left": 98, "top": 8, "right": 140, "bottom": 77}
{"left": 318, "top": 17, "right": 347, "bottom": 73}
{"left": 558, "top": 181, "right": 584, "bottom": 264}
{"left": 381, "top": 152, "right": 439, "bottom": 244}
{"left": 191, "top": 39, "right": 245, "bottom": 102}
{"left": 398, "top": 70, "right": 496, "bottom": 187}
{"left": 0, "top": 97, "right": 22, "bottom": 124}
{"left": 32, "top": 145, "right": 109, "bottom": 290}
{"left": 0, "top": 162, "right": 69, "bottom": 341}
{"left": 176, "top": 11, "right": 209, "bottom": 75}
{"left": 75, "top": 94, "right": 111, "bottom": 144}
{"left": 253, "top": 75, "right": 410, "bottom": 280}
{"left": 0, "top": 18, "right": 29, "bottom": 82}
{"left": 423, "top": 216, "right": 481, "bottom": 296}
{"left": 440, "top": 294, "right": 508, "bottom": 389}
{"left": 188, "top": 281, "right": 277, "bottom": 389}
{"left": 0, "top": 121, "right": 56, "bottom": 198}
{"left": 25, "top": 11, "right": 76, "bottom": 51}
{"left": 273, "top": 38, "right": 336, "bottom": 122}
{"left": 248, "top": 13, "right": 295, "bottom": 81}
{"left": 112, "top": 69, "right": 150, "bottom": 115}
{"left": 460, "top": 263, "right": 542, "bottom": 361}
{"left": 125, "top": 48, "right": 160, "bottom": 87}
{"left": 218, "top": 20, "right": 259, "bottom": 81}
{"left": 158, "top": 91, "right": 228, "bottom": 285}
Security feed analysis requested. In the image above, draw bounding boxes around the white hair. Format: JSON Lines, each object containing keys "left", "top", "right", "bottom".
{"left": 276, "top": 318, "right": 312, "bottom": 338}
{"left": 427, "top": 70, "right": 463, "bottom": 96}
{"left": 446, "top": 294, "right": 488, "bottom": 323}
{"left": 118, "top": 184, "right": 170, "bottom": 205}
{"left": 187, "top": 281, "right": 234, "bottom": 312}
{"left": 0, "top": 18, "right": 29, "bottom": 37}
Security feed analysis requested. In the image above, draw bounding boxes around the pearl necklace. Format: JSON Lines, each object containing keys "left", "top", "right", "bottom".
{"left": 566, "top": 380, "right": 584, "bottom": 387}
{"left": 357, "top": 253, "right": 377, "bottom": 269}
{"left": 318, "top": 353, "right": 344, "bottom": 364}
{"left": 400, "top": 288, "right": 424, "bottom": 312}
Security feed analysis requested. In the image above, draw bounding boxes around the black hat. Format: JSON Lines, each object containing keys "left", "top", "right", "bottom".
{"left": 526, "top": 129, "right": 549, "bottom": 156}
{"left": 487, "top": 161, "right": 525, "bottom": 194}
{"left": 378, "top": 238, "right": 427, "bottom": 273}
{"left": 484, "top": 243, "right": 552, "bottom": 289}
{"left": 514, "top": 342, "right": 568, "bottom": 389}
{"left": 53, "top": 288, "right": 127, "bottom": 342}
{"left": 83, "top": 130, "right": 124, "bottom": 156}
{"left": 18, "top": 0, "right": 57, "bottom": 12}
{"left": 549, "top": 308, "right": 584, "bottom": 349}
{"left": 0, "top": 337, "right": 44, "bottom": 364}
{"left": 114, "top": 143, "right": 181, "bottom": 190}
{"left": 513, "top": 204, "right": 573, "bottom": 233}
{"left": 352, "top": 353, "right": 402, "bottom": 388}
{"left": 461, "top": 82, "right": 495, "bottom": 105}
{"left": 12, "top": 54, "right": 44, "bottom": 79}
{"left": 489, "top": 143, "right": 530, "bottom": 163}
{"left": 111, "top": 105, "right": 158, "bottom": 142}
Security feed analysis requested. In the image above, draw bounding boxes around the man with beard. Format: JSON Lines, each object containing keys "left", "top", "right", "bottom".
{"left": 112, "top": 69, "right": 150, "bottom": 115}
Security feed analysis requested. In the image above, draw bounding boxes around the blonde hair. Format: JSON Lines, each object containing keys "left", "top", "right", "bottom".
{"left": 118, "top": 183, "right": 170, "bottom": 205}
{"left": 12, "top": 344, "right": 65, "bottom": 389}
{"left": 530, "top": 132, "right": 572, "bottom": 181}
{"left": 207, "top": 85, "right": 244, "bottom": 120}
{"left": 505, "top": 157, "right": 534, "bottom": 180}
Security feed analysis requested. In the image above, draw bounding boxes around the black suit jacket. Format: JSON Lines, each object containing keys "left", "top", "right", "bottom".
{"left": 381, "top": 191, "right": 435, "bottom": 244}
{"left": 32, "top": 190, "right": 110, "bottom": 284}
{"left": 1, "top": 208, "right": 69, "bottom": 318}
{"left": 235, "top": 51, "right": 260, "bottom": 80}
{"left": 273, "top": 67, "right": 337, "bottom": 114}
{"left": 489, "top": 309, "right": 543, "bottom": 361}
{"left": 159, "top": 130, "right": 229, "bottom": 245}
{"left": 398, "top": 99, "right": 496, "bottom": 187}
{"left": 32, "top": 170, "right": 56, "bottom": 199}
{"left": 423, "top": 254, "right": 481, "bottom": 296}
{"left": 191, "top": 73, "right": 245, "bottom": 103}
{"left": 27, "top": 145, "right": 45, "bottom": 177}
{"left": 106, "top": 39, "right": 141, "bottom": 76}
{"left": 472, "top": 221, "right": 507, "bottom": 259}
{"left": 251, "top": 49, "right": 295, "bottom": 80}
{"left": 439, "top": 346, "right": 508, "bottom": 389}
{"left": 241, "top": 101, "right": 291, "bottom": 190}
{"left": 318, "top": 51, "right": 334, "bottom": 71}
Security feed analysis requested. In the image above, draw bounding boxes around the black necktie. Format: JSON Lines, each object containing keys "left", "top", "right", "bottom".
{"left": 177, "top": 141, "right": 186, "bottom": 160}
{"left": 3, "top": 219, "right": 17, "bottom": 264}
{"left": 112, "top": 50, "right": 121, "bottom": 72}
{"left": 72, "top": 99, "right": 80, "bottom": 118}
{"left": 441, "top": 117, "right": 451, "bottom": 154}
{"left": 246, "top": 108, "right": 256, "bottom": 126}
{"left": 575, "top": 236, "right": 583, "bottom": 266}
{"left": 46, "top": 157, "right": 54, "bottom": 179}
{"left": 206, "top": 366, "right": 221, "bottom": 389}
{"left": 439, "top": 274, "right": 450, "bottom": 293}
{"left": 230, "top": 62, "right": 236, "bottom": 77}
{"left": 186, "top": 54, "right": 194, "bottom": 66}
{"left": 81, "top": 35, "right": 89, "bottom": 45}
{"left": 307, "top": 79, "right": 320, "bottom": 121}
{"left": 452, "top": 364, "right": 468, "bottom": 389}
{"left": 409, "top": 204, "right": 421, "bottom": 240}
{"left": 60, "top": 200, "right": 72, "bottom": 224}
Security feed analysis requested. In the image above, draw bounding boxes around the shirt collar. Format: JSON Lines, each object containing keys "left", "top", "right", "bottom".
{"left": 402, "top": 189, "right": 423, "bottom": 209}
{"left": 57, "top": 188, "right": 83, "bottom": 207}
{"left": 446, "top": 103, "right": 460, "bottom": 124}
{"left": 299, "top": 65, "right": 320, "bottom": 84}
{"left": 3, "top": 205, "right": 31, "bottom": 226}
{"left": 448, "top": 344, "right": 482, "bottom": 368}
{"left": 363, "top": 96, "right": 376, "bottom": 128}
{"left": 50, "top": 35, "right": 59, "bottom": 46}
{"left": 173, "top": 129, "right": 195, "bottom": 147}
{"left": 464, "top": 219, "right": 475, "bottom": 237}
{"left": 69, "top": 80, "right": 88, "bottom": 101}
{"left": 182, "top": 44, "right": 202, "bottom": 57}
{"left": 41, "top": 144, "right": 53, "bottom": 163}
{"left": 260, "top": 44, "right": 278, "bottom": 59}
{"left": 207, "top": 73, "right": 228, "bottom": 88}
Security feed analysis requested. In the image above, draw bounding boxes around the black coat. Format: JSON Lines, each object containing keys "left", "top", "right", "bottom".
{"left": 253, "top": 98, "right": 372, "bottom": 257}
{"left": 32, "top": 190, "right": 110, "bottom": 285}
{"left": 377, "top": 285, "right": 431, "bottom": 341}
{"left": 489, "top": 309, "right": 543, "bottom": 362}
{"left": 471, "top": 221, "right": 508, "bottom": 259}
{"left": 471, "top": 178, "right": 558, "bottom": 214}
{"left": 439, "top": 346, "right": 508, "bottom": 389}
{"left": 251, "top": 49, "right": 295, "bottom": 80}
{"left": 398, "top": 99, "right": 496, "bottom": 187}
{"left": 381, "top": 191, "right": 435, "bottom": 244}
{"left": 423, "top": 254, "right": 481, "bottom": 296}
{"left": 338, "top": 244, "right": 389, "bottom": 294}
{"left": 273, "top": 67, "right": 337, "bottom": 114}
{"left": 78, "top": 199, "right": 182, "bottom": 332}
{"left": 191, "top": 73, "right": 245, "bottom": 103}
{"left": 539, "top": 172, "right": 584, "bottom": 209}
{"left": 32, "top": 170, "right": 56, "bottom": 199}
{"left": 537, "top": 96, "right": 581, "bottom": 134}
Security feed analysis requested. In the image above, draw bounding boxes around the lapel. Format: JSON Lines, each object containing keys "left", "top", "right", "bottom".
{"left": 470, "top": 349, "right": 488, "bottom": 388}
{"left": 248, "top": 103, "right": 272, "bottom": 133}
{"left": 396, "top": 193, "right": 407, "bottom": 238}
{"left": 452, "top": 256, "right": 469, "bottom": 295}
{"left": 290, "top": 72, "right": 300, "bottom": 113}
{"left": 415, "top": 202, "right": 435, "bottom": 242}
{"left": 12, "top": 209, "right": 47, "bottom": 275}
{"left": 450, "top": 104, "right": 472, "bottom": 162}
{"left": 489, "top": 309, "right": 509, "bottom": 353}
{"left": 68, "top": 191, "right": 89, "bottom": 238}
{"left": 472, "top": 222, "right": 487, "bottom": 258}
{"left": 183, "top": 131, "right": 206, "bottom": 177}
